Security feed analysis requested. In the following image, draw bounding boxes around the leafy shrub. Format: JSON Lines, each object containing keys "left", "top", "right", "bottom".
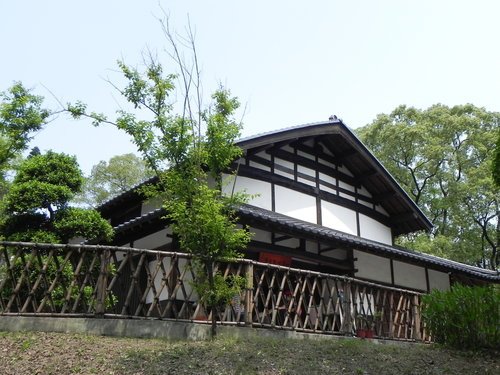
{"left": 1, "top": 253, "right": 117, "bottom": 312}
{"left": 422, "top": 284, "right": 499, "bottom": 349}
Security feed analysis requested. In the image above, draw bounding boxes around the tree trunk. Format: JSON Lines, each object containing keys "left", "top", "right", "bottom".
{"left": 206, "top": 260, "right": 217, "bottom": 338}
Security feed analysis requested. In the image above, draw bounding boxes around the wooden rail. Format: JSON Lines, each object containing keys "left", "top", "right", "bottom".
{"left": 0, "top": 241, "right": 430, "bottom": 341}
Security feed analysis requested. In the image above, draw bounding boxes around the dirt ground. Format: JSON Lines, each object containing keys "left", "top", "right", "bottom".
{"left": 0, "top": 331, "right": 498, "bottom": 375}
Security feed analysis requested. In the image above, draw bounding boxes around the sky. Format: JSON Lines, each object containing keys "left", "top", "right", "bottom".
{"left": 1, "top": 0, "right": 500, "bottom": 174}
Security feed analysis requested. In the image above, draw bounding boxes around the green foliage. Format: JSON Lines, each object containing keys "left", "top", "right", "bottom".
{"left": 0, "top": 83, "right": 50, "bottom": 168}
{"left": 0, "top": 254, "right": 116, "bottom": 310}
{"left": 68, "top": 29, "right": 250, "bottom": 335}
{"left": 493, "top": 130, "right": 500, "bottom": 187}
{"left": 422, "top": 284, "right": 500, "bottom": 350}
{"left": 0, "top": 83, "right": 50, "bottom": 195}
{"left": 54, "top": 207, "right": 114, "bottom": 242}
{"left": 77, "top": 153, "right": 153, "bottom": 207}
{"left": 194, "top": 271, "right": 245, "bottom": 310}
{"left": 358, "top": 104, "right": 500, "bottom": 269}
{"left": 1, "top": 151, "right": 113, "bottom": 243}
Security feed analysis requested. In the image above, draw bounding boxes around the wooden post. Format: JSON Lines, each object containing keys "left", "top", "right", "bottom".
{"left": 95, "top": 249, "right": 109, "bottom": 315}
{"left": 388, "top": 293, "right": 394, "bottom": 338}
{"left": 245, "top": 263, "right": 254, "bottom": 325}
{"left": 412, "top": 295, "right": 422, "bottom": 341}
{"left": 341, "top": 281, "right": 352, "bottom": 335}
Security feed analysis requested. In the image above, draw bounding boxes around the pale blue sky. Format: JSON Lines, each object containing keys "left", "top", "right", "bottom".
{"left": 1, "top": 1, "right": 499, "bottom": 174}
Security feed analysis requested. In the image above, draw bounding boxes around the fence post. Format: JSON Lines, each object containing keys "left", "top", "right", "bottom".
{"left": 341, "top": 281, "right": 352, "bottom": 335}
{"left": 95, "top": 249, "right": 110, "bottom": 315}
{"left": 245, "top": 263, "right": 254, "bottom": 325}
{"left": 412, "top": 295, "right": 422, "bottom": 341}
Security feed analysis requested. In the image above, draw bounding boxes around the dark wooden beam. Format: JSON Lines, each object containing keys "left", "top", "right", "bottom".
{"left": 290, "top": 140, "right": 341, "bottom": 166}
{"left": 355, "top": 169, "right": 379, "bottom": 184}
{"left": 391, "top": 212, "right": 418, "bottom": 223}
{"left": 266, "top": 148, "right": 358, "bottom": 187}
{"left": 373, "top": 191, "right": 396, "bottom": 203}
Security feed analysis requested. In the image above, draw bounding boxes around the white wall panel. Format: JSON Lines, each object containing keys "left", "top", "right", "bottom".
{"left": 338, "top": 165, "right": 353, "bottom": 177}
{"left": 339, "top": 181, "right": 355, "bottom": 192}
{"left": 359, "top": 214, "right": 392, "bottom": 245}
{"left": 428, "top": 269, "right": 450, "bottom": 291}
{"left": 298, "top": 150, "right": 315, "bottom": 160}
{"left": 297, "top": 165, "right": 315, "bottom": 177}
{"left": 146, "top": 257, "right": 197, "bottom": 304}
{"left": 354, "top": 250, "right": 392, "bottom": 284}
{"left": 275, "top": 186, "right": 317, "bottom": 224}
{"left": 319, "top": 172, "right": 336, "bottom": 186}
{"left": 250, "top": 227, "right": 272, "bottom": 243}
{"left": 249, "top": 160, "right": 271, "bottom": 172}
{"left": 223, "top": 175, "right": 272, "bottom": 210}
{"left": 358, "top": 185, "right": 372, "bottom": 198}
{"left": 134, "top": 228, "right": 171, "bottom": 250}
{"left": 321, "top": 201, "right": 357, "bottom": 235}
{"left": 393, "top": 261, "right": 427, "bottom": 291}
{"left": 375, "top": 205, "right": 389, "bottom": 216}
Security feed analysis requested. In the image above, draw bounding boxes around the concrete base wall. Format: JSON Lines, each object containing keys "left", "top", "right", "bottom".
{"left": 0, "top": 316, "right": 420, "bottom": 347}
{"left": 0, "top": 316, "right": 212, "bottom": 341}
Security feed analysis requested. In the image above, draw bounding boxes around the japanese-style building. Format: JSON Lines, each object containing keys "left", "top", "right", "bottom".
{"left": 97, "top": 118, "right": 499, "bottom": 292}
{"left": 2, "top": 117, "right": 498, "bottom": 341}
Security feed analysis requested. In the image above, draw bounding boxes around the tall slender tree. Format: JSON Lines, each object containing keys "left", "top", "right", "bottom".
{"left": 68, "top": 19, "right": 250, "bottom": 336}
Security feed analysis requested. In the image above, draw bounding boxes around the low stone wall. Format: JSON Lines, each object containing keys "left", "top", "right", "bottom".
{"left": 0, "top": 316, "right": 421, "bottom": 347}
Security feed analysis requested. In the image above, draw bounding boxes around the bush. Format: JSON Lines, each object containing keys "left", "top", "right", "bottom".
{"left": 422, "top": 284, "right": 499, "bottom": 349}
{"left": 1, "top": 252, "right": 117, "bottom": 312}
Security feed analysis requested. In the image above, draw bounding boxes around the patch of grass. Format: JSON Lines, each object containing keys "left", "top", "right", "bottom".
{"left": 0, "top": 331, "right": 498, "bottom": 374}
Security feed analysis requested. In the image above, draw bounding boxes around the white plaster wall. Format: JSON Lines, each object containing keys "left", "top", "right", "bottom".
{"left": 306, "top": 241, "right": 318, "bottom": 254}
{"left": 146, "top": 257, "right": 198, "bottom": 304}
{"left": 255, "top": 151, "right": 271, "bottom": 161}
{"left": 428, "top": 269, "right": 450, "bottom": 291}
{"left": 298, "top": 176, "right": 316, "bottom": 187}
{"left": 146, "top": 257, "right": 170, "bottom": 304}
{"left": 339, "top": 180, "right": 355, "bottom": 192}
{"left": 318, "top": 158, "right": 335, "bottom": 169}
{"left": 297, "top": 165, "right": 315, "bottom": 178}
{"left": 297, "top": 150, "right": 315, "bottom": 160}
{"left": 358, "top": 185, "right": 372, "bottom": 198}
{"left": 250, "top": 227, "right": 272, "bottom": 243}
{"left": 375, "top": 205, "right": 389, "bottom": 216}
{"left": 134, "top": 228, "right": 171, "bottom": 250}
{"left": 339, "top": 192, "right": 355, "bottom": 201}
{"left": 338, "top": 165, "right": 353, "bottom": 177}
{"left": 321, "top": 249, "right": 347, "bottom": 260}
{"left": 354, "top": 250, "right": 392, "bottom": 284}
{"left": 249, "top": 160, "right": 271, "bottom": 172}
{"left": 141, "top": 196, "right": 163, "bottom": 215}
{"left": 222, "top": 175, "right": 272, "bottom": 210}
{"left": 275, "top": 185, "right": 317, "bottom": 224}
{"left": 275, "top": 237, "right": 300, "bottom": 248}
{"left": 393, "top": 261, "right": 427, "bottom": 291}
{"left": 274, "top": 157, "right": 294, "bottom": 178}
{"left": 359, "top": 214, "right": 392, "bottom": 245}
{"left": 321, "top": 201, "right": 357, "bottom": 235}
{"left": 319, "top": 172, "right": 336, "bottom": 186}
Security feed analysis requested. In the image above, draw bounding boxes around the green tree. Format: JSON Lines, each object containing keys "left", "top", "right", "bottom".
{"left": 0, "top": 83, "right": 50, "bottom": 194}
{"left": 69, "top": 21, "right": 250, "bottom": 336}
{"left": 493, "top": 130, "right": 500, "bottom": 187}
{"left": 357, "top": 104, "right": 500, "bottom": 269}
{"left": 78, "top": 153, "right": 153, "bottom": 207}
{"left": 1, "top": 151, "right": 113, "bottom": 243}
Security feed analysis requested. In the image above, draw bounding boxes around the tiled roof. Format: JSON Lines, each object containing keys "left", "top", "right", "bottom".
{"left": 113, "top": 204, "right": 499, "bottom": 282}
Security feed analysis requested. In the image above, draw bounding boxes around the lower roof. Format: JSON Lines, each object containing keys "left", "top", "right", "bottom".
{"left": 112, "top": 204, "right": 499, "bottom": 283}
